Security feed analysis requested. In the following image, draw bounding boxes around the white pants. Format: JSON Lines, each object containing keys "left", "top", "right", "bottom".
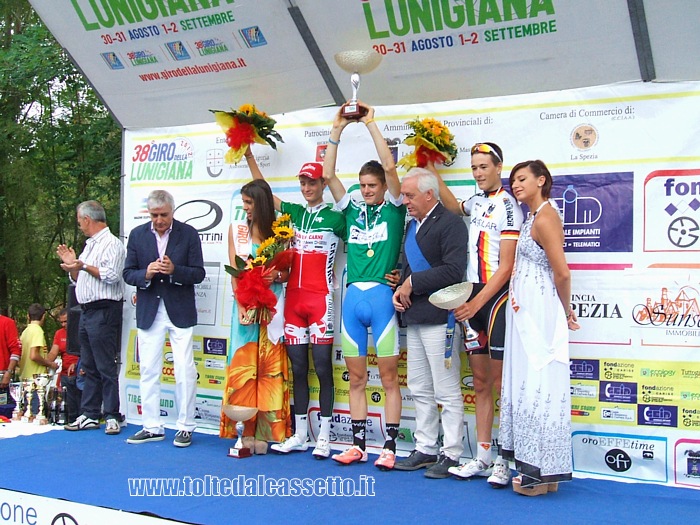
{"left": 407, "top": 324, "right": 464, "bottom": 461}
{"left": 137, "top": 301, "right": 197, "bottom": 433}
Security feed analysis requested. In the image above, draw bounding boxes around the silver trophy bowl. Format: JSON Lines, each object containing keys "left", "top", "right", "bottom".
{"left": 429, "top": 282, "right": 482, "bottom": 347}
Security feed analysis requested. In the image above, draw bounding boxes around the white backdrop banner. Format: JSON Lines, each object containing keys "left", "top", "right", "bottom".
{"left": 120, "top": 80, "right": 700, "bottom": 489}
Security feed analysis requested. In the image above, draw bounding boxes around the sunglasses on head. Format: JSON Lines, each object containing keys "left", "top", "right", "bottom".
{"left": 471, "top": 143, "right": 502, "bottom": 163}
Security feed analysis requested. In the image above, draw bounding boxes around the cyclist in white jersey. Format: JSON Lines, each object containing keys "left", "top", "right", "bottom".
{"left": 431, "top": 143, "right": 523, "bottom": 488}
{"left": 243, "top": 149, "right": 345, "bottom": 460}
{"left": 323, "top": 101, "right": 406, "bottom": 470}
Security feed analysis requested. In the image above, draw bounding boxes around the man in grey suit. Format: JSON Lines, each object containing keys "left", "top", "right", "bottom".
{"left": 392, "top": 168, "right": 468, "bottom": 478}
{"left": 123, "top": 190, "right": 205, "bottom": 447}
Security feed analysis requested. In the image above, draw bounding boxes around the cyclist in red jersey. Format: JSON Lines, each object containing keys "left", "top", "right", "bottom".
{"left": 244, "top": 147, "right": 345, "bottom": 459}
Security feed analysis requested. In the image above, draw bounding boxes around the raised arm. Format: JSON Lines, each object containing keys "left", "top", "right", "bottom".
{"left": 360, "top": 103, "right": 400, "bottom": 199}
{"left": 323, "top": 107, "right": 352, "bottom": 203}
{"left": 426, "top": 160, "right": 462, "bottom": 215}
{"left": 244, "top": 145, "right": 282, "bottom": 211}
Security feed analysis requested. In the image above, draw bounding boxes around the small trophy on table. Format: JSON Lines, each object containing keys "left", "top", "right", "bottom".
{"left": 9, "top": 382, "right": 23, "bottom": 420}
{"left": 334, "top": 50, "right": 382, "bottom": 119}
{"left": 222, "top": 405, "right": 258, "bottom": 458}
{"left": 429, "top": 282, "right": 484, "bottom": 351}
{"left": 33, "top": 373, "right": 51, "bottom": 425}
{"left": 21, "top": 379, "right": 34, "bottom": 422}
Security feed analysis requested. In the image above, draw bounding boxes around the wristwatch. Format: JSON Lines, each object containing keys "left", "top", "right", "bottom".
{"left": 81, "top": 263, "right": 88, "bottom": 271}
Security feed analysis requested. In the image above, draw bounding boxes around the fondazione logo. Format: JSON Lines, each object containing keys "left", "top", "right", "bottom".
{"left": 129, "top": 137, "right": 194, "bottom": 181}
{"left": 362, "top": 0, "right": 556, "bottom": 38}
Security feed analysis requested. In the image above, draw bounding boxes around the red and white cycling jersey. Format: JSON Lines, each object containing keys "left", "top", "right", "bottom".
{"left": 281, "top": 201, "right": 346, "bottom": 295}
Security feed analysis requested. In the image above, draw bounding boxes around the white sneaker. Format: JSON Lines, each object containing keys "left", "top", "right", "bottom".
{"left": 64, "top": 414, "right": 100, "bottom": 431}
{"left": 104, "top": 418, "right": 121, "bottom": 435}
{"left": 312, "top": 437, "right": 331, "bottom": 459}
{"left": 487, "top": 460, "right": 512, "bottom": 487}
{"left": 448, "top": 458, "right": 493, "bottom": 479}
{"left": 270, "top": 434, "right": 308, "bottom": 454}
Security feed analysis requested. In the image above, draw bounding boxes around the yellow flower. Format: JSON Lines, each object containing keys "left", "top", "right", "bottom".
{"left": 399, "top": 115, "right": 458, "bottom": 168}
{"left": 272, "top": 214, "right": 291, "bottom": 228}
{"left": 253, "top": 255, "right": 267, "bottom": 266}
{"left": 274, "top": 226, "right": 294, "bottom": 240}
{"left": 257, "top": 236, "right": 276, "bottom": 254}
{"left": 238, "top": 103, "right": 255, "bottom": 115}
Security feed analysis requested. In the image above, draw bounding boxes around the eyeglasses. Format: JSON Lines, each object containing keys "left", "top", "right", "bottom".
{"left": 471, "top": 143, "right": 502, "bottom": 163}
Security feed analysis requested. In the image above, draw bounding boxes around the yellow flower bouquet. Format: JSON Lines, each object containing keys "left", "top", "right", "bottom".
{"left": 225, "top": 214, "right": 294, "bottom": 325}
{"left": 211, "top": 104, "right": 284, "bottom": 164}
{"left": 398, "top": 117, "right": 458, "bottom": 169}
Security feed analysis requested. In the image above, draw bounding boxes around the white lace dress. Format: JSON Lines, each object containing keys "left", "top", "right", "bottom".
{"left": 499, "top": 201, "right": 573, "bottom": 487}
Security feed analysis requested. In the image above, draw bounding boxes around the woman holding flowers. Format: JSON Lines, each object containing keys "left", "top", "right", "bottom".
{"left": 243, "top": 149, "right": 346, "bottom": 460}
{"left": 323, "top": 101, "right": 406, "bottom": 469}
{"left": 220, "top": 179, "right": 292, "bottom": 453}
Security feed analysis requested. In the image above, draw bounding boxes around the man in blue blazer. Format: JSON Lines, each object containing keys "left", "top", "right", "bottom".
{"left": 123, "top": 190, "right": 205, "bottom": 447}
{"left": 392, "top": 168, "right": 468, "bottom": 478}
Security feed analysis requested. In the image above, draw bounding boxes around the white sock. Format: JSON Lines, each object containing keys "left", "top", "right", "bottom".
{"left": 477, "top": 441, "right": 493, "bottom": 465}
{"left": 318, "top": 416, "right": 331, "bottom": 441}
{"left": 295, "top": 414, "right": 308, "bottom": 440}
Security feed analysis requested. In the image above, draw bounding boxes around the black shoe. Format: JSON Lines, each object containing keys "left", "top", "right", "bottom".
{"left": 394, "top": 450, "right": 438, "bottom": 471}
{"left": 126, "top": 429, "right": 165, "bottom": 444}
{"left": 425, "top": 454, "right": 459, "bottom": 479}
{"left": 173, "top": 430, "right": 192, "bottom": 448}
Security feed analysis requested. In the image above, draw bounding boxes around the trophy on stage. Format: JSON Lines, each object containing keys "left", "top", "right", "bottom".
{"left": 334, "top": 50, "right": 382, "bottom": 119}
{"left": 9, "top": 382, "right": 23, "bottom": 421}
{"left": 52, "top": 386, "right": 67, "bottom": 425}
{"left": 21, "top": 379, "right": 35, "bottom": 422}
{"left": 222, "top": 405, "right": 258, "bottom": 458}
{"left": 33, "top": 373, "right": 51, "bottom": 425}
{"left": 429, "top": 282, "right": 483, "bottom": 351}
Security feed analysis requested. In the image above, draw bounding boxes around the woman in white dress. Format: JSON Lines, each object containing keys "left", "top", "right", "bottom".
{"left": 499, "top": 160, "right": 580, "bottom": 496}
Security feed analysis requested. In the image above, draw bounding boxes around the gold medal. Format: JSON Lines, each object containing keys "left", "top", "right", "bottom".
{"left": 367, "top": 249, "right": 375, "bottom": 258}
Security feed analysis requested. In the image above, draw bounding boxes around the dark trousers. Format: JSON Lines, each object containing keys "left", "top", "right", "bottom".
{"left": 79, "top": 301, "right": 122, "bottom": 420}
{"left": 61, "top": 375, "right": 82, "bottom": 423}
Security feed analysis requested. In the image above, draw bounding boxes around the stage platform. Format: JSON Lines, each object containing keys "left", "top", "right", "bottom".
{"left": 1, "top": 421, "right": 700, "bottom": 525}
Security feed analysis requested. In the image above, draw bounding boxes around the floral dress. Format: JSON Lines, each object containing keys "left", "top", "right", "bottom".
{"left": 220, "top": 242, "right": 291, "bottom": 443}
{"left": 499, "top": 201, "right": 573, "bottom": 487}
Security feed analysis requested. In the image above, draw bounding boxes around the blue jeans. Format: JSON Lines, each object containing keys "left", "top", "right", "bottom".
{"left": 79, "top": 301, "right": 122, "bottom": 420}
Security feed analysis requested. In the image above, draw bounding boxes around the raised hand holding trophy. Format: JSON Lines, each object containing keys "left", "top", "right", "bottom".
{"left": 222, "top": 405, "right": 258, "bottom": 458}
{"left": 334, "top": 50, "right": 382, "bottom": 119}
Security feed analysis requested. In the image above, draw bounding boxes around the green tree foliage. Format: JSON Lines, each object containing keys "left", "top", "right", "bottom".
{"left": 0, "top": 3, "right": 121, "bottom": 333}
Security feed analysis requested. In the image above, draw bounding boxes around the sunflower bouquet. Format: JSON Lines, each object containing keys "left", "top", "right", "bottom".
{"left": 226, "top": 214, "right": 295, "bottom": 325}
{"left": 211, "top": 104, "right": 284, "bottom": 164}
{"left": 397, "top": 117, "right": 458, "bottom": 169}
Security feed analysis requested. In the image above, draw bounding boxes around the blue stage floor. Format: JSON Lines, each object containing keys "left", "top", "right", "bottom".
{"left": 2, "top": 425, "right": 700, "bottom": 525}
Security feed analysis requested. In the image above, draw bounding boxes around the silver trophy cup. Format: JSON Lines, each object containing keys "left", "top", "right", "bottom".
{"left": 334, "top": 50, "right": 382, "bottom": 119}
{"left": 222, "top": 405, "right": 259, "bottom": 458}
{"left": 9, "top": 381, "right": 23, "bottom": 420}
{"left": 429, "top": 282, "right": 482, "bottom": 350}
